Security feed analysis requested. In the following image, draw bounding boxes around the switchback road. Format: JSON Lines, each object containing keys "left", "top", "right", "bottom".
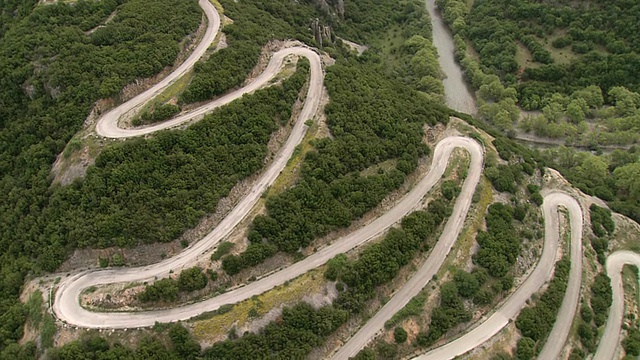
{"left": 333, "top": 193, "right": 583, "bottom": 359}
{"left": 594, "top": 250, "right": 640, "bottom": 360}
{"left": 54, "top": 137, "right": 483, "bottom": 328}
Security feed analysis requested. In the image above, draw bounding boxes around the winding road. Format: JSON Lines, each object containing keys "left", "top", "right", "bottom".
{"left": 49, "top": 0, "right": 634, "bottom": 358}
{"left": 331, "top": 135, "right": 483, "bottom": 360}
{"left": 594, "top": 251, "right": 640, "bottom": 360}
{"left": 96, "top": 0, "right": 220, "bottom": 138}
{"left": 412, "top": 192, "right": 583, "bottom": 360}
{"left": 332, "top": 191, "right": 583, "bottom": 359}
{"left": 55, "top": 0, "right": 489, "bottom": 331}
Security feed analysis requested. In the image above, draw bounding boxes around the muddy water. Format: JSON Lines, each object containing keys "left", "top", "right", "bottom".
{"left": 425, "top": 0, "right": 477, "bottom": 115}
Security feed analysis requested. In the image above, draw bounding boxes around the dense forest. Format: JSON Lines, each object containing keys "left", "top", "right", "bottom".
{"left": 0, "top": 0, "right": 204, "bottom": 354}
{"left": 178, "top": 0, "right": 322, "bottom": 104}
{"left": 435, "top": 0, "right": 640, "bottom": 223}
{"left": 3, "top": 0, "right": 633, "bottom": 357}
{"left": 180, "top": 0, "right": 442, "bottom": 105}
{"left": 541, "top": 146, "right": 640, "bottom": 223}
{"left": 460, "top": 0, "right": 640, "bottom": 98}
{"left": 42, "top": 62, "right": 307, "bottom": 253}
{"left": 438, "top": 0, "right": 640, "bottom": 135}
{"left": 0, "top": 0, "right": 447, "bottom": 356}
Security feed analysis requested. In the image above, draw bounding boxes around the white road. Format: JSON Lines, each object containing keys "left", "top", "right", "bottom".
{"left": 331, "top": 138, "right": 483, "bottom": 359}
{"left": 54, "top": 0, "right": 490, "bottom": 330}
{"left": 56, "top": 47, "right": 326, "bottom": 324}
{"left": 594, "top": 250, "right": 640, "bottom": 360}
{"left": 54, "top": 136, "right": 484, "bottom": 328}
{"left": 536, "top": 192, "right": 583, "bottom": 360}
{"left": 95, "top": 0, "right": 220, "bottom": 138}
{"left": 333, "top": 193, "right": 583, "bottom": 359}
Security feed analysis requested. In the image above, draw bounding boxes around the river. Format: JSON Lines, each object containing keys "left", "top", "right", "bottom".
{"left": 425, "top": 0, "right": 477, "bottom": 115}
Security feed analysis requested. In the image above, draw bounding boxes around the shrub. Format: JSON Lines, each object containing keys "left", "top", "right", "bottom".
{"left": 178, "top": 267, "right": 208, "bottom": 292}
{"left": 394, "top": 327, "right": 408, "bottom": 343}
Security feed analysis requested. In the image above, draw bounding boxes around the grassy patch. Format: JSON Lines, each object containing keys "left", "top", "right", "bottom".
{"left": 438, "top": 176, "right": 493, "bottom": 276}
{"left": 25, "top": 290, "right": 43, "bottom": 328}
{"left": 209, "top": 0, "right": 224, "bottom": 15}
{"left": 360, "top": 159, "right": 398, "bottom": 177}
{"left": 543, "top": 31, "right": 578, "bottom": 65}
{"left": 443, "top": 149, "right": 469, "bottom": 178}
{"left": 622, "top": 264, "right": 639, "bottom": 312}
{"left": 137, "top": 70, "right": 194, "bottom": 116}
{"left": 610, "top": 215, "right": 640, "bottom": 253}
{"left": 268, "top": 60, "right": 299, "bottom": 85}
{"left": 83, "top": 286, "right": 98, "bottom": 294}
{"left": 376, "top": 25, "right": 405, "bottom": 70}
{"left": 385, "top": 290, "right": 428, "bottom": 329}
{"left": 41, "top": 313, "right": 56, "bottom": 349}
{"left": 211, "top": 241, "right": 234, "bottom": 261}
{"left": 515, "top": 41, "right": 539, "bottom": 69}
{"left": 266, "top": 122, "right": 317, "bottom": 197}
{"left": 192, "top": 269, "right": 326, "bottom": 341}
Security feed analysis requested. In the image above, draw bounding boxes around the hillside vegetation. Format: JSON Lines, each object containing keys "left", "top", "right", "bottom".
{"left": 0, "top": 0, "right": 445, "bottom": 356}
{"left": 436, "top": 0, "right": 640, "bottom": 223}
{"left": 0, "top": 0, "right": 202, "bottom": 355}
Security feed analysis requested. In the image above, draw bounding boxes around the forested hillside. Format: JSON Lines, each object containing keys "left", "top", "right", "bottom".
{"left": 179, "top": 0, "right": 321, "bottom": 104}
{"left": 6, "top": 0, "right": 634, "bottom": 357}
{"left": 0, "top": 0, "right": 446, "bottom": 356}
{"left": 0, "top": 0, "right": 202, "bottom": 354}
{"left": 217, "top": 0, "right": 448, "bottom": 274}
{"left": 436, "top": 0, "right": 640, "bottom": 223}
{"left": 0, "top": 0, "right": 38, "bottom": 36}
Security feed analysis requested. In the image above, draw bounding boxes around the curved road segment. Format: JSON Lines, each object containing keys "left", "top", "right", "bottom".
{"left": 54, "top": 0, "right": 490, "bottom": 330}
{"left": 333, "top": 193, "right": 583, "bottom": 359}
{"left": 331, "top": 135, "right": 483, "bottom": 359}
{"left": 96, "top": 0, "right": 220, "bottom": 138}
{"left": 54, "top": 137, "right": 483, "bottom": 328}
{"left": 594, "top": 251, "right": 640, "bottom": 360}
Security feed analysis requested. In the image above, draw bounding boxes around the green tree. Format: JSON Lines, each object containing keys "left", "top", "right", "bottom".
{"left": 623, "top": 327, "right": 640, "bottom": 356}
{"left": 178, "top": 267, "right": 208, "bottom": 292}
{"left": 454, "top": 270, "right": 479, "bottom": 298}
{"left": 566, "top": 98, "right": 587, "bottom": 123}
{"left": 515, "top": 337, "right": 535, "bottom": 360}
{"left": 614, "top": 163, "right": 640, "bottom": 201}
{"left": 394, "top": 326, "right": 408, "bottom": 343}
{"left": 169, "top": 324, "right": 201, "bottom": 360}
{"left": 571, "top": 85, "right": 604, "bottom": 109}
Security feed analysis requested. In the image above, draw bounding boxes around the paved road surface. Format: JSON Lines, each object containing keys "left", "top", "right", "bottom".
{"left": 54, "top": 136, "right": 483, "bottom": 328}
{"left": 55, "top": 46, "right": 326, "bottom": 326}
{"left": 594, "top": 251, "right": 640, "bottom": 360}
{"left": 53, "top": 0, "right": 489, "bottom": 330}
{"left": 332, "top": 192, "right": 582, "bottom": 359}
{"left": 331, "top": 138, "right": 483, "bottom": 359}
{"left": 536, "top": 192, "right": 583, "bottom": 359}
{"left": 52, "top": 0, "right": 615, "bottom": 357}
{"left": 95, "top": 0, "right": 220, "bottom": 138}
